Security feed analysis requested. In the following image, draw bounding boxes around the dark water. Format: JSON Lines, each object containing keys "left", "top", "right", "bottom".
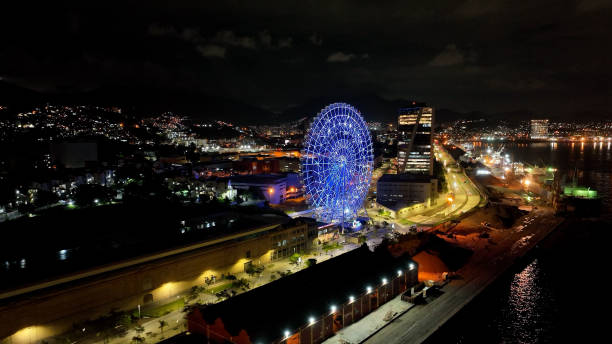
{"left": 425, "top": 142, "right": 610, "bottom": 343}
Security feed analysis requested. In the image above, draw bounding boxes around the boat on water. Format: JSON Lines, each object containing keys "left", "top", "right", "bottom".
{"left": 557, "top": 185, "right": 602, "bottom": 216}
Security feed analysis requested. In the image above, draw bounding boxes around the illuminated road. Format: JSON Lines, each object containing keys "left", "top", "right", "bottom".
{"left": 366, "top": 146, "right": 482, "bottom": 227}
{"left": 402, "top": 145, "right": 482, "bottom": 225}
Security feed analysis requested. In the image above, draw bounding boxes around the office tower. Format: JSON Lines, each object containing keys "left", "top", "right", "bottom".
{"left": 397, "top": 103, "right": 434, "bottom": 174}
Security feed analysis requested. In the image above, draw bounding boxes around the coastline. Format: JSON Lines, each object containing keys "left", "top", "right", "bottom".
{"left": 364, "top": 210, "right": 565, "bottom": 344}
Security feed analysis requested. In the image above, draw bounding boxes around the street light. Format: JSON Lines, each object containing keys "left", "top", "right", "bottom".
{"left": 349, "top": 295, "right": 355, "bottom": 303}
{"left": 409, "top": 263, "right": 415, "bottom": 270}
{"left": 308, "top": 316, "right": 315, "bottom": 325}
{"left": 366, "top": 286, "right": 372, "bottom": 294}
{"left": 382, "top": 277, "right": 387, "bottom": 285}
{"left": 284, "top": 330, "right": 290, "bottom": 339}
{"left": 330, "top": 305, "right": 337, "bottom": 314}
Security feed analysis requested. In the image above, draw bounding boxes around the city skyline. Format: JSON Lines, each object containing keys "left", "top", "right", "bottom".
{"left": 1, "top": 2, "right": 611, "bottom": 344}
{"left": 1, "top": 102, "right": 611, "bottom": 344}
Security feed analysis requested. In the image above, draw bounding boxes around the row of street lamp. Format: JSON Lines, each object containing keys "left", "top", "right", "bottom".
{"left": 282, "top": 262, "right": 416, "bottom": 340}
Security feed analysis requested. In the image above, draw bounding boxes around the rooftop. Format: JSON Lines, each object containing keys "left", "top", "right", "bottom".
{"left": 230, "top": 173, "right": 288, "bottom": 185}
{"left": 378, "top": 173, "right": 435, "bottom": 183}
{"left": 0, "top": 201, "right": 290, "bottom": 292}
{"left": 191, "top": 245, "right": 416, "bottom": 343}
{"left": 398, "top": 102, "right": 429, "bottom": 112}
{"left": 376, "top": 200, "right": 421, "bottom": 211}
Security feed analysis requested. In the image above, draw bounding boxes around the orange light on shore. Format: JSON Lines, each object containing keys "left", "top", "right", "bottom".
{"left": 447, "top": 196, "right": 454, "bottom": 203}
{"left": 268, "top": 187, "right": 274, "bottom": 194}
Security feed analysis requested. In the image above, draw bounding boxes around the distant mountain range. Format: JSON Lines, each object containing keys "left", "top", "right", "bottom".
{"left": 0, "top": 80, "right": 572, "bottom": 124}
{"left": 0, "top": 81, "right": 275, "bottom": 124}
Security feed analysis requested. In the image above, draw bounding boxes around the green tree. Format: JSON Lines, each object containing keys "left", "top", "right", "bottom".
{"left": 246, "top": 264, "right": 264, "bottom": 276}
{"left": 158, "top": 320, "right": 168, "bottom": 335}
{"left": 34, "top": 190, "right": 58, "bottom": 207}
{"left": 306, "top": 258, "right": 317, "bottom": 267}
{"left": 117, "top": 314, "right": 133, "bottom": 328}
{"left": 74, "top": 184, "right": 113, "bottom": 206}
{"left": 185, "top": 143, "right": 200, "bottom": 164}
{"left": 289, "top": 253, "right": 301, "bottom": 264}
{"left": 98, "top": 327, "right": 115, "bottom": 344}
{"left": 433, "top": 160, "right": 448, "bottom": 193}
{"left": 232, "top": 278, "right": 250, "bottom": 290}
{"left": 135, "top": 325, "right": 145, "bottom": 336}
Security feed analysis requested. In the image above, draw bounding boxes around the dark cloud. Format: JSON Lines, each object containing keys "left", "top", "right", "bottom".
{"left": 326, "top": 52, "right": 369, "bottom": 63}
{"left": 327, "top": 52, "right": 356, "bottom": 63}
{"left": 576, "top": 0, "right": 612, "bottom": 12}
{"left": 429, "top": 44, "right": 466, "bottom": 67}
{"left": 278, "top": 37, "right": 293, "bottom": 48}
{"left": 196, "top": 45, "right": 226, "bottom": 58}
{"left": 309, "top": 33, "right": 323, "bottom": 46}
{"left": 0, "top": 0, "right": 611, "bottom": 118}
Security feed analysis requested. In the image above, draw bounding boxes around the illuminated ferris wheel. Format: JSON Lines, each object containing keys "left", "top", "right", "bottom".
{"left": 301, "top": 103, "right": 373, "bottom": 224}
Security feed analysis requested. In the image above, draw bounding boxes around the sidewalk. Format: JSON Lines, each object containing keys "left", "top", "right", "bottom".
{"left": 73, "top": 237, "right": 375, "bottom": 344}
{"left": 322, "top": 294, "right": 415, "bottom": 344}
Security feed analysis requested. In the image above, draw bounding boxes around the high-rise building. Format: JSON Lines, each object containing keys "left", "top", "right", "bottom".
{"left": 397, "top": 103, "right": 434, "bottom": 174}
{"left": 530, "top": 119, "right": 549, "bottom": 139}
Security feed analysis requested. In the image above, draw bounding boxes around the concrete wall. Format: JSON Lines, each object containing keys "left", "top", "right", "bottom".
{"left": 0, "top": 223, "right": 307, "bottom": 344}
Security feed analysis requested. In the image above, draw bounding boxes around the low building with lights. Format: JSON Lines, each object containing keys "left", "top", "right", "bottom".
{"left": 530, "top": 119, "right": 549, "bottom": 139}
{"left": 376, "top": 174, "right": 438, "bottom": 212}
{"left": 229, "top": 174, "right": 288, "bottom": 204}
{"left": 0, "top": 211, "right": 318, "bottom": 344}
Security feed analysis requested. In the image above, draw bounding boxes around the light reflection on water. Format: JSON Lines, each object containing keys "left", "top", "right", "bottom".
{"left": 426, "top": 218, "right": 607, "bottom": 344}
{"left": 499, "top": 259, "right": 553, "bottom": 344}
{"left": 425, "top": 143, "right": 610, "bottom": 343}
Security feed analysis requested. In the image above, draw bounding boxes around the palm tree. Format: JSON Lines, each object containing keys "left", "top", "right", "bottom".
{"left": 158, "top": 320, "right": 168, "bottom": 335}
{"left": 131, "top": 335, "right": 145, "bottom": 344}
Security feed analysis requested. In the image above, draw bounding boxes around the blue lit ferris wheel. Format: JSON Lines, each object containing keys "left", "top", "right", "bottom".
{"left": 301, "top": 103, "right": 373, "bottom": 225}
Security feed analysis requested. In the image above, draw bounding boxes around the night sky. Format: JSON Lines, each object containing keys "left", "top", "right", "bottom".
{"left": 1, "top": 1, "right": 611, "bottom": 118}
